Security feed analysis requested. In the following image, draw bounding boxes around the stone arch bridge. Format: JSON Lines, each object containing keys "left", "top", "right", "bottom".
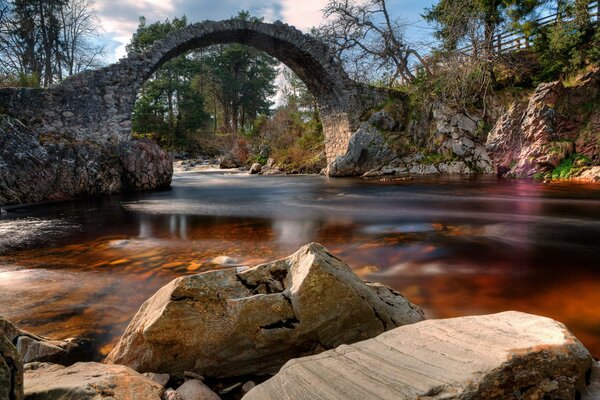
{"left": 0, "top": 19, "right": 387, "bottom": 165}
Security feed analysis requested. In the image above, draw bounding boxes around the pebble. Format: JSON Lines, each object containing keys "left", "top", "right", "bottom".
{"left": 163, "top": 388, "right": 183, "bottom": 400}
{"left": 177, "top": 379, "right": 221, "bottom": 400}
{"left": 144, "top": 372, "right": 170, "bottom": 387}
{"left": 241, "top": 381, "right": 256, "bottom": 394}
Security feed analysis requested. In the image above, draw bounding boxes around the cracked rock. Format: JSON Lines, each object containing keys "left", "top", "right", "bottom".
{"left": 106, "top": 243, "right": 424, "bottom": 378}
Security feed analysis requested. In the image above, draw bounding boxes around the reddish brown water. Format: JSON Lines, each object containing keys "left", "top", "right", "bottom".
{"left": 1, "top": 171, "right": 599, "bottom": 358}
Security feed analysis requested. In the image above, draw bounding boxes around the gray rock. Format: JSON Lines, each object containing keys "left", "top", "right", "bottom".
{"left": 438, "top": 161, "right": 470, "bottom": 174}
{"left": 249, "top": 163, "right": 262, "bottom": 174}
{"left": 450, "top": 113, "right": 477, "bottom": 133}
{"left": 164, "top": 388, "right": 184, "bottom": 400}
{"left": 462, "top": 136, "right": 475, "bottom": 148}
{"left": 24, "top": 362, "right": 164, "bottom": 400}
{"left": 408, "top": 164, "right": 438, "bottom": 175}
{"left": 263, "top": 167, "right": 284, "bottom": 176}
{"left": 209, "top": 256, "right": 239, "bottom": 266}
{"left": 0, "top": 116, "right": 172, "bottom": 207}
{"left": 1, "top": 317, "right": 89, "bottom": 365}
{"left": 176, "top": 379, "right": 221, "bottom": 400}
{"left": 106, "top": 243, "right": 424, "bottom": 378}
{"left": 451, "top": 140, "right": 468, "bottom": 156}
{"left": 144, "top": 372, "right": 171, "bottom": 387}
{"left": 326, "top": 125, "right": 395, "bottom": 177}
{"left": 368, "top": 110, "right": 397, "bottom": 131}
{"left": 219, "top": 153, "right": 241, "bottom": 169}
{"left": 582, "top": 361, "right": 600, "bottom": 400}
{"left": 244, "top": 312, "right": 593, "bottom": 400}
{"left": 241, "top": 381, "right": 256, "bottom": 395}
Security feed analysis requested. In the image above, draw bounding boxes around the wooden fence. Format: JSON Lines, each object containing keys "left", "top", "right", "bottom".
{"left": 411, "top": 1, "right": 599, "bottom": 76}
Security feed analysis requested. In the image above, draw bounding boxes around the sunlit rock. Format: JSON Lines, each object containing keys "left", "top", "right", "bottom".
{"left": 244, "top": 312, "right": 594, "bottom": 400}
{"left": 24, "top": 362, "right": 164, "bottom": 400}
{"left": 1, "top": 332, "right": 23, "bottom": 400}
{"left": 249, "top": 163, "right": 262, "bottom": 174}
{"left": 326, "top": 125, "right": 396, "bottom": 177}
{"left": 106, "top": 243, "right": 424, "bottom": 378}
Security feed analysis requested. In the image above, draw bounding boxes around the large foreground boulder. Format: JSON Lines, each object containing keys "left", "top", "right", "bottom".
{"left": 106, "top": 243, "right": 424, "bottom": 378}
{"left": 1, "top": 333, "right": 23, "bottom": 400}
{"left": 24, "top": 362, "right": 164, "bottom": 400}
{"left": 1, "top": 317, "right": 89, "bottom": 365}
{"left": 244, "top": 311, "right": 594, "bottom": 400}
{"left": 0, "top": 115, "right": 172, "bottom": 206}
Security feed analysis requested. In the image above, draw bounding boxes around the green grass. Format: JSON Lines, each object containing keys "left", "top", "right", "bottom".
{"left": 549, "top": 153, "right": 593, "bottom": 179}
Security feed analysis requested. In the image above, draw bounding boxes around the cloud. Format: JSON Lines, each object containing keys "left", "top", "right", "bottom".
{"left": 93, "top": 0, "right": 434, "bottom": 63}
{"left": 95, "top": 0, "right": 291, "bottom": 61}
{"left": 280, "top": 0, "right": 328, "bottom": 31}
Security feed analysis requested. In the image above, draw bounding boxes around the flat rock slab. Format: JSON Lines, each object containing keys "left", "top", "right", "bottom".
{"left": 244, "top": 311, "right": 594, "bottom": 400}
{"left": 24, "top": 362, "right": 164, "bottom": 400}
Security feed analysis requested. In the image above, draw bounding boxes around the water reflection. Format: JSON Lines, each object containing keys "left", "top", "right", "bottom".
{"left": 0, "top": 173, "right": 599, "bottom": 358}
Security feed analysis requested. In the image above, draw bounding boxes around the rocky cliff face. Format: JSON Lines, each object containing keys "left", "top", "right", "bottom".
{"left": 0, "top": 115, "right": 173, "bottom": 206}
{"left": 336, "top": 102, "right": 496, "bottom": 178}
{"left": 486, "top": 68, "right": 600, "bottom": 180}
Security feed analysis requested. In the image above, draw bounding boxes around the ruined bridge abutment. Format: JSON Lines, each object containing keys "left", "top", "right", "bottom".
{"left": 0, "top": 19, "right": 386, "bottom": 164}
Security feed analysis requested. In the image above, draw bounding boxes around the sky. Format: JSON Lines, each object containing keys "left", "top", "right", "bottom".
{"left": 93, "top": 0, "right": 438, "bottom": 63}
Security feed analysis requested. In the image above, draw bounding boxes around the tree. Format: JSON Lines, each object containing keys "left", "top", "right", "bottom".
{"left": 129, "top": 16, "right": 210, "bottom": 146}
{"left": 280, "top": 65, "right": 317, "bottom": 113}
{"left": 423, "top": 0, "right": 542, "bottom": 59}
{"left": 318, "top": 0, "right": 430, "bottom": 85}
{"left": 58, "top": 0, "right": 104, "bottom": 78}
{"left": 0, "top": 0, "right": 103, "bottom": 86}
{"left": 202, "top": 42, "right": 277, "bottom": 133}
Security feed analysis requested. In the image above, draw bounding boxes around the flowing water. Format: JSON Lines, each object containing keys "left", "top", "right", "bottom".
{"left": 1, "top": 170, "right": 599, "bottom": 358}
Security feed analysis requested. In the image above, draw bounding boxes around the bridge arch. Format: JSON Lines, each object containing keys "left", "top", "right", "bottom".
{"left": 0, "top": 19, "right": 385, "bottom": 163}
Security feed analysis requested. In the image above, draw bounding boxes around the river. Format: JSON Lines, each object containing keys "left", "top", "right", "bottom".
{"left": 1, "top": 170, "right": 599, "bottom": 358}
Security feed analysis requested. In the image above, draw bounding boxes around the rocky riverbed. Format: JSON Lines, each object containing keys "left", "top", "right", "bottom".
{"left": 2, "top": 243, "right": 599, "bottom": 400}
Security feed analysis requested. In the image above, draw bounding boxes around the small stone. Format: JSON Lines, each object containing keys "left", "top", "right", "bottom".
{"left": 249, "top": 163, "right": 262, "bottom": 174}
{"left": 241, "top": 381, "right": 256, "bottom": 394}
{"left": 144, "top": 372, "right": 170, "bottom": 387}
{"left": 183, "top": 371, "right": 205, "bottom": 381}
{"left": 209, "top": 256, "right": 238, "bottom": 266}
{"left": 176, "top": 379, "right": 221, "bottom": 400}
{"left": 0, "top": 209, "right": 6, "bottom": 215}
{"left": 164, "top": 388, "right": 183, "bottom": 400}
